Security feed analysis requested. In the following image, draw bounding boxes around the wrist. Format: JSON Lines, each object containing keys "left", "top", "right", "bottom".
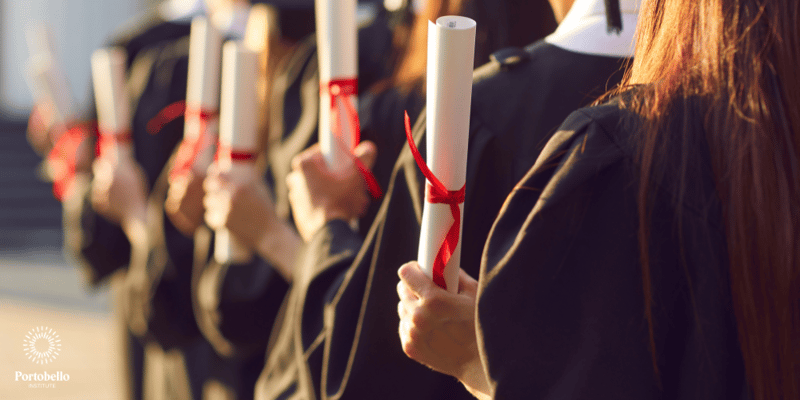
{"left": 255, "top": 219, "right": 301, "bottom": 281}
{"left": 458, "top": 358, "right": 492, "bottom": 400}
{"left": 120, "top": 209, "right": 148, "bottom": 249}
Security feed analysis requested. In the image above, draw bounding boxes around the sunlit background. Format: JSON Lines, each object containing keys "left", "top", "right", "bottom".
{"left": 0, "top": 1, "right": 160, "bottom": 399}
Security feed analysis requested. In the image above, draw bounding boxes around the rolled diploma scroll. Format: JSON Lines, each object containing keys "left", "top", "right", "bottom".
{"left": 183, "top": 16, "right": 223, "bottom": 170}
{"left": 26, "top": 25, "right": 75, "bottom": 132}
{"left": 214, "top": 41, "right": 259, "bottom": 264}
{"left": 315, "top": 0, "right": 358, "bottom": 172}
{"left": 91, "top": 47, "right": 133, "bottom": 162}
{"left": 417, "top": 16, "right": 476, "bottom": 293}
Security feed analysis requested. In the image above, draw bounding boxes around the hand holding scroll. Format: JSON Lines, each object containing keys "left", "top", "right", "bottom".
{"left": 203, "top": 163, "right": 276, "bottom": 249}
{"left": 90, "top": 156, "right": 148, "bottom": 235}
{"left": 286, "top": 141, "right": 377, "bottom": 242}
{"left": 26, "top": 102, "right": 55, "bottom": 155}
{"left": 397, "top": 261, "right": 491, "bottom": 400}
{"left": 203, "top": 164, "right": 301, "bottom": 280}
{"left": 166, "top": 169, "right": 207, "bottom": 236}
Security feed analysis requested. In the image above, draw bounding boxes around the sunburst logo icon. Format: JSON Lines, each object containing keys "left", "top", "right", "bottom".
{"left": 23, "top": 326, "right": 61, "bottom": 365}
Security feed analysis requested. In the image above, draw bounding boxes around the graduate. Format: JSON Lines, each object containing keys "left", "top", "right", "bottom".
{"left": 257, "top": 0, "right": 615, "bottom": 398}
{"left": 398, "top": 0, "right": 800, "bottom": 398}
{"left": 56, "top": 3, "right": 199, "bottom": 400}
{"left": 62, "top": 2, "right": 256, "bottom": 399}
{"left": 275, "top": 0, "right": 639, "bottom": 398}
{"left": 357, "top": 0, "right": 557, "bottom": 229}
{"left": 182, "top": 0, "right": 404, "bottom": 396}
{"left": 62, "top": 0, "right": 203, "bottom": 286}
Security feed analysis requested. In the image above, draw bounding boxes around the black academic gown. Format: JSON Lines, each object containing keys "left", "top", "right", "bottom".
{"left": 58, "top": 11, "right": 192, "bottom": 400}
{"left": 255, "top": 42, "right": 629, "bottom": 399}
{"left": 64, "top": 10, "right": 192, "bottom": 286}
{"left": 191, "top": 12, "right": 400, "bottom": 399}
{"left": 63, "top": 11, "right": 258, "bottom": 399}
{"left": 477, "top": 100, "right": 748, "bottom": 399}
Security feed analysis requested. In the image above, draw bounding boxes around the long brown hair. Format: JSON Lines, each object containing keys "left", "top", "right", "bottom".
{"left": 619, "top": 0, "right": 800, "bottom": 398}
{"left": 388, "top": 0, "right": 557, "bottom": 94}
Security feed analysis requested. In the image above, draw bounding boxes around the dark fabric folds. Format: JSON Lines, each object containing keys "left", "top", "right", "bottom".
{"left": 478, "top": 102, "right": 747, "bottom": 399}
{"left": 255, "top": 42, "right": 629, "bottom": 399}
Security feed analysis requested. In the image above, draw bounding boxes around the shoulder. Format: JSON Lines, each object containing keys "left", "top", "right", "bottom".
{"left": 107, "top": 8, "right": 191, "bottom": 61}
{"left": 529, "top": 96, "right": 721, "bottom": 230}
{"left": 550, "top": 100, "right": 641, "bottom": 157}
{"left": 468, "top": 41, "right": 630, "bottom": 147}
{"left": 473, "top": 41, "right": 628, "bottom": 88}
{"left": 516, "top": 102, "right": 639, "bottom": 205}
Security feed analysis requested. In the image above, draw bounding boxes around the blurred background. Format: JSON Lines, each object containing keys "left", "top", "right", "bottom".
{"left": 0, "top": 1, "right": 158, "bottom": 398}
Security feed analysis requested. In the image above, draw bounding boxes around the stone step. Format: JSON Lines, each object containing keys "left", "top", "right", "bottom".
{"left": 0, "top": 120, "right": 66, "bottom": 230}
{"left": 0, "top": 185, "right": 56, "bottom": 201}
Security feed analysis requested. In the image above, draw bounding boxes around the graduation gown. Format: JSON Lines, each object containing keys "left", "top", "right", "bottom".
{"left": 64, "top": 9, "right": 191, "bottom": 286}
{"left": 255, "top": 42, "right": 629, "bottom": 399}
{"left": 119, "top": 36, "right": 199, "bottom": 351}
{"left": 477, "top": 100, "right": 748, "bottom": 399}
{"left": 191, "top": 8, "right": 401, "bottom": 382}
{"left": 84, "top": 20, "right": 266, "bottom": 400}
{"left": 56, "top": 10, "right": 193, "bottom": 400}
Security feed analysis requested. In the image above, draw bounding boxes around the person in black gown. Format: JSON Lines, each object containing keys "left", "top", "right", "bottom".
{"left": 265, "top": 0, "right": 636, "bottom": 398}
{"left": 185, "top": 2, "right": 405, "bottom": 399}
{"left": 397, "top": 0, "right": 800, "bottom": 398}
{"left": 62, "top": 1, "right": 252, "bottom": 399}
{"left": 57, "top": 4, "right": 197, "bottom": 400}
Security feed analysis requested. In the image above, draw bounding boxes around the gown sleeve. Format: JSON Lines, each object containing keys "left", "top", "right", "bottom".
{"left": 477, "top": 105, "right": 745, "bottom": 399}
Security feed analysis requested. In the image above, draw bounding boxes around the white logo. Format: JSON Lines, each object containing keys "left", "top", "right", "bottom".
{"left": 23, "top": 326, "right": 61, "bottom": 365}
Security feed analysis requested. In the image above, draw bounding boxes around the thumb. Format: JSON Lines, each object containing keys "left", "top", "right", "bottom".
{"left": 292, "top": 143, "right": 322, "bottom": 171}
{"left": 398, "top": 261, "right": 436, "bottom": 298}
{"left": 353, "top": 140, "right": 377, "bottom": 170}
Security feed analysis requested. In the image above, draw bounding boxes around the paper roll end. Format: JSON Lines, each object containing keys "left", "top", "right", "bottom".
{"left": 435, "top": 16, "right": 476, "bottom": 30}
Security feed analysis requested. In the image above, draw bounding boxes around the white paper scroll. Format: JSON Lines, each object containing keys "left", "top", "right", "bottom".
{"left": 214, "top": 41, "right": 259, "bottom": 264}
{"left": 315, "top": 0, "right": 359, "bottom": 172}
{"left": 183, "top": 16, "right": 223, "bottom": 170}
{"left": 417, "top": 16, "right": 476, "bottom": 293}
{"left": 91, "top": 47, "right": 133, "bottom": 161}
{"left": 26, "top": 24, "right": 75, "bottom": 133}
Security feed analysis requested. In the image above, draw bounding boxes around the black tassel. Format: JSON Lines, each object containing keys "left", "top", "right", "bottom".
{"left": 604, "top": 0, "right": 623, "bottom": 34}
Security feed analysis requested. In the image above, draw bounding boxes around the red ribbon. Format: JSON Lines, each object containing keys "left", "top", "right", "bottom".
{"left": 47, "top": 121, "right": 95, "bottom": 201}
{"left": 146, "top": 101, "right": 220, "bottom": 180}
{"left": 95, "top": 129, "right": 132, "bottom": 159}
{"left": 215, "top": 144, "right": 256, "bottom": 163}
{"left": 403, "top": 111, "right": 465, "bottom": 290}
{"left": 147, "top": 100, "right": 191, "bottom": 135}
{"left": 320, "top": 78, "right": 382, "bottom": 199}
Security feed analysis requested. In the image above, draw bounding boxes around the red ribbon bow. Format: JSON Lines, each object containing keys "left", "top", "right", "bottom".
{"left": 47, "top": 121, "right": 95, "bottom": 201}
{"left": 403, "top": 111, "right": 466, "bottom": 290}
{"left": 320, "top": 78, "right": 382, "bottom": 199}
{"left": 146, "top": 100, "right": 220, "bottom": 180}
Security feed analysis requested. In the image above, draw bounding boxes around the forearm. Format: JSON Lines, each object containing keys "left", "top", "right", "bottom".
{"left": 255, "top": 220, "right": 301, "bottom": 282}
{"left": 120, "top": 205, "right": 149, "bottom": 249}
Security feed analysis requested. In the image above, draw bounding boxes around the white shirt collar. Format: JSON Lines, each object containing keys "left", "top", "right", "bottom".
{"left": 216, "top": 3, "right": 249, "bottom": 40}
{"left": 545, "top": 0, "right": 640, "bottom": 58}
{"left": 158, "top": 0, "right": 206, "bottom": 22}
{"left": 159, "top": 0, "right": 248, "bottom": 39}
